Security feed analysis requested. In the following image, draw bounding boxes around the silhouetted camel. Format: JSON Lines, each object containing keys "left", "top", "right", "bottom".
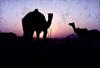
{"left": 69, "top": 22, "right": 88, "bottom": 39}
{"left": 22, "top": 9, "right": 53, "bottom": 40}
{"left": 69, "top": 22, "right": 100, "bottom": 40}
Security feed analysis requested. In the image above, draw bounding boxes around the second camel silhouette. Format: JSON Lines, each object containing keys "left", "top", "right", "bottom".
{"left": 69, "top": 22, "right": 100, "bottom": 40}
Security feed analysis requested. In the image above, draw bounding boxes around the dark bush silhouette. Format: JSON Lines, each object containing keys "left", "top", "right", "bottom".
{"left": 22, "top": 9, "right": 53, "bottom": 40}
{"left": 0, "top": 32, "right": 17, "bottom": 47}
{"left": 0, "top": 33, "right": 16, "bottom": 39}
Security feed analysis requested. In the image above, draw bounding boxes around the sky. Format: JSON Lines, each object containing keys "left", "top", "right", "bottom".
{"left": 0, "top": 0, "right": 100, "bottom": 38}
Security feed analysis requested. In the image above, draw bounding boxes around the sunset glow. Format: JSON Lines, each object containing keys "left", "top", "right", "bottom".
{"left": 0, "top": 0, "right": 100, "bottom": 38}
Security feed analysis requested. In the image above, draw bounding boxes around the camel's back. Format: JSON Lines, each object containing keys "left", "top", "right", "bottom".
{"left": 31, "top": 11, "right": 47, "bottom": 30}
{"left": 32, "top": 11, "right": 46, "bottom": 24}
{"left": 22, "top": 11, "right": 46, "bottom": 30}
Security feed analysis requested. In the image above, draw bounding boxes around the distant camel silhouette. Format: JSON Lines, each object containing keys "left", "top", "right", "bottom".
{"left": 22, "top": 9, "right": 53, "bottom": 40}
{"left": 69, "top": 22, "right": 88, "bottom": 39}
{"left": 69, "top": 22, "right": 100, "bottom": 40}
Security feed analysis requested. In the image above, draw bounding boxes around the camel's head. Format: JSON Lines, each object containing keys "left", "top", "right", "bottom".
{"left": 46, "top": 13, "right": 53, "bottom": 28}
{"left": 48, "top": 13, "right": 53, "bottom": 20}
{"left": 69, "top": 22, "right": 75, "bottom": 27}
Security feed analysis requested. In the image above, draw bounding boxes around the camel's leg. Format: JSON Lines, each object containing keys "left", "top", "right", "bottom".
{"left": 25, "top": 31, "right": 33, "bottom": 41}
{"left": 43, "top": 30, "right": 47, "bottom": 39}
{"left": 30, "top": 31, "right": 34, "bottom": 40}
{"left": 22, "top": 21, "right": 29, "bottom": 38}
{"left": 24, "top": 31, "right": 33, "bottom": 48}
{"left": 36, "top": 31, "right": 40, "bottom": 40}
{"left": 22, "top": 21, "right": 34, "bottom": 40}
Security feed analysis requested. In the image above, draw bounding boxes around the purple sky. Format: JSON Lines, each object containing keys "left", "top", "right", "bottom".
{"left": 0, "top": 0, "right": 100, "bottom": 38}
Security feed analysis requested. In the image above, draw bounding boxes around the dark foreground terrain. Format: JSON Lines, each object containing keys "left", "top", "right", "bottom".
{"left": 0, "top": 34, "right": 100, "bottom": 48}
{"left": 0, "top": 33, "right": 100, "bottom": 64}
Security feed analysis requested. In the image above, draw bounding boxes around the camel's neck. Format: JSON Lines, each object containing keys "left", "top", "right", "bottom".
{"left": 46, "top": 16, "right": 53, "bottom": 29}
{"left": 71, "top": 24, "right": 76, "bottom": 33}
